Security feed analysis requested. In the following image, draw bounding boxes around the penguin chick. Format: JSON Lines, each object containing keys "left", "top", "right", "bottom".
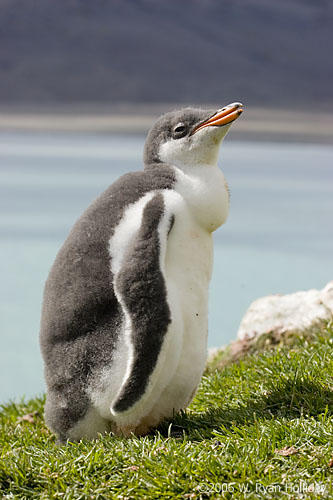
{"left": 39, "top": 102, "right": 243, "bottom": 442}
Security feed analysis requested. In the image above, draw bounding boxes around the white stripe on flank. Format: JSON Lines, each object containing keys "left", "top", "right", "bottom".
{"left": 108, "top": 191, "right": 155, "bottom": 416}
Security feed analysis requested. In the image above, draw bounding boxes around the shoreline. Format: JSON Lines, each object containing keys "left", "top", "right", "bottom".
{"left": 0, "top": 105, "right": 332, "bottom": 144}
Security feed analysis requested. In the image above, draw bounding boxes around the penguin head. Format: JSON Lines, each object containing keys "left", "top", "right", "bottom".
{"left": 144, "top": 103, "right": 243, "bottom": 169}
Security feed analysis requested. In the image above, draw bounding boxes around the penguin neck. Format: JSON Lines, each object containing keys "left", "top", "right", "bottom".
{"left": 171, "top": 161, "right": 230, "bottom": 232}
{"left": 158, "top": 143, "right": 220, "bottom": 171}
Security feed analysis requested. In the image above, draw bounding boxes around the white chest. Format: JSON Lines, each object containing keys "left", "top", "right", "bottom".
{"left": 151, "top": 168, "right": 228, "bottom": 416}
{"left": 162, "top": 163, "right": 229, "bottom": 349}
{"left": 162, "top": 163, "right": 229, "bottom": 310}
{"left": 163, "top": 189, "right": 214, "bottom": 309}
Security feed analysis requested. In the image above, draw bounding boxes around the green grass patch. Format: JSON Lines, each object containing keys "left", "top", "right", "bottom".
{"left": 1, "top": 324, "right": 333, "bottom": 499}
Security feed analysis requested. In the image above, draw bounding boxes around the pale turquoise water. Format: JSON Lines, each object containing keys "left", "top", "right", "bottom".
{"left": 1, "top": 132, "right": 332, "bottom": 403}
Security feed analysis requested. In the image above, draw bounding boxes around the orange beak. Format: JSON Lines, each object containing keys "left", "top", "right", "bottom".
{"left": 191, "top": 102, "right": 243, "bottom": 135}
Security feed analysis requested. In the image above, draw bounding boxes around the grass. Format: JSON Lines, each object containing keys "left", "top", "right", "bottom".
{"left": 1, "top": 324, "right": 333, "bottom": 499}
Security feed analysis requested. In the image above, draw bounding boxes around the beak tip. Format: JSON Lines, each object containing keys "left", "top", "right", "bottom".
{"left": 228, "top": 102, "right": 243, "bottom": 109}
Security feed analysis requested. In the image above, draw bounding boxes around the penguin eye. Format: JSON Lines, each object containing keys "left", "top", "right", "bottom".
{"left": 172, "top": 123, "right": 187, "bottom": 138}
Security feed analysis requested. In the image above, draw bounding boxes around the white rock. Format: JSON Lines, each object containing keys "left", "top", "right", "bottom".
{"left": 237, "top": 281, "right": 333, "bottom": 341}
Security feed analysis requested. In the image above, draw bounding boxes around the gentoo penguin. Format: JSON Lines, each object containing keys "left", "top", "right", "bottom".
{"left": 40, "top": 102, "right": 243, "bottom": 442}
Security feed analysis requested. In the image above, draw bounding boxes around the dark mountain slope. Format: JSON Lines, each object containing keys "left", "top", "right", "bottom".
{"left": 0, "top": 0, "right": 332, "bottom": 109}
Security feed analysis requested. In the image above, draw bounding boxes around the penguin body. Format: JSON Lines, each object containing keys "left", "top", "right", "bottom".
{"left": 40, "top": 103, "right": 243, "bottom": 442}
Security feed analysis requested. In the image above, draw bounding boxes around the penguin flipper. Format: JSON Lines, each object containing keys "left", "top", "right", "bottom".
{"left": 111, "top": 192, "right": 174, "bottom": 415}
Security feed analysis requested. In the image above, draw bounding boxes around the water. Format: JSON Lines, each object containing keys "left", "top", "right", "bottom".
{"left": 1, "top": 132, "right": 332, "bottom": 403}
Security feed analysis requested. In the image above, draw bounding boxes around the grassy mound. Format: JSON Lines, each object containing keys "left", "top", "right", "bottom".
{"left": 1, "top": 325, "right": 333, "bottom": 499}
